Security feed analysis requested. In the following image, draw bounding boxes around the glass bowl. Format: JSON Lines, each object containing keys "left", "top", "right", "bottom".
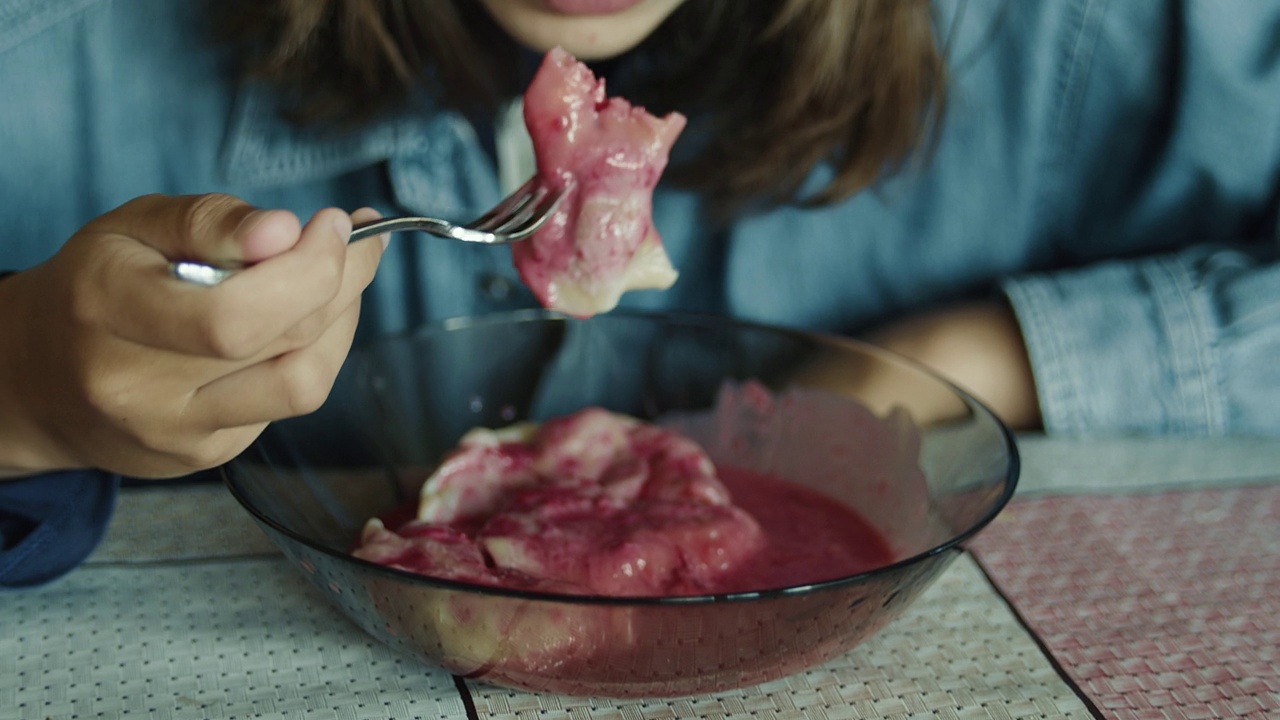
{"left": 223, "top": 310, "right": 1018, "bottom": 698}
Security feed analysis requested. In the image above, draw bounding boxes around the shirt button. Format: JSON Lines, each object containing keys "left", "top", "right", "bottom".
{"left": 480, "top": 274, "right": 516, "bottom": 301}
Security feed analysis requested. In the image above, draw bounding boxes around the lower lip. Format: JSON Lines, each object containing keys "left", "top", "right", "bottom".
{"left": 542, "top": 0, "right": 647, "bottom": 15}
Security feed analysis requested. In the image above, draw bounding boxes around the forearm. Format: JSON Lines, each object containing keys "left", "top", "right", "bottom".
{"left": 863, "top": 300, "right": 1043, "bottom": 431}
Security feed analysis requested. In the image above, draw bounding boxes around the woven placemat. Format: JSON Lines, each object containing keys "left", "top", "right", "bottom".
{"left": 0, "top": 554, "right": 1088, "bottom": 719}
{"left": 0, "top": 559, "right": 465, "bottom": 720}
{"left": 89, "top": 481, "right": 278, "bottom": 564}
{"left": 464, "top": 554, "right": 1090, "bottom": 719}
{"left": 971, "top": 482, "right": 1280, "bottom": 720}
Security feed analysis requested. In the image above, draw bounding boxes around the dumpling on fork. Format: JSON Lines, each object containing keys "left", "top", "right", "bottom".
{"left": 513, "top": 47, "right": 686, "bottom": 318}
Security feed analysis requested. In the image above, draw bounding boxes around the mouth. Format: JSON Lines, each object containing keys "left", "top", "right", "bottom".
{"left": 541, "top": 0, "right": 647, "bottom": 16}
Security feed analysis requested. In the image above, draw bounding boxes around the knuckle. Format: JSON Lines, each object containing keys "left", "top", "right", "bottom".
{"left": 95, "top": 193, "right": 169, "bottom": 227}
{"left": 170, "top": 442, "right": 233, "bottom": 473}
{"left": 195, "top": 319, "right": 255, "bottom": 360}
{"left": 73, "top": 360, "right": 141, "bottom": 421}
{"left": 193, "top": 303, "right": 264, "bottom": 360}
{"left": 318, "top": 247, "right": 347, "bottom": 293}
{"left": 182, "top": 193, "right": 244, "bottom": 238}
{"left": 133, "top": 429, "right": 182, "bottom": 461}
{"left": 64, "top": 277, "right": 103, "bottom": 330}
{"left": 162, "top": 425, "right": 258, "bottom": 475}
{"left": 278, "top": 356, "right": 336, "bottom": 417}
{"left": 280, "top": 312, "right": 327, "bottom": 348}
{"left": 79, "top": 376, "right": 128, "bottom": 421}
{"left": 179, "top": 192, "right": 250, "bottom": 244}
{"left": 61, "top": 256, "right": 120, "bottom": 332}
{"left": 354, "top": 243, "right": 384, "bottom": 285}
{"left": 126, "top": 193, "right": 171, "bottom": 212}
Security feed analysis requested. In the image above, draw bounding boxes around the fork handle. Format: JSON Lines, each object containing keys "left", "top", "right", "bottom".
{"left": 348, "top": 216, "right": 454, "bottom": 242}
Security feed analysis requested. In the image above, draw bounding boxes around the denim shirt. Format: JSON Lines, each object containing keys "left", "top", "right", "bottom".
{"left": 3, "top": 0, "right": 1279, "bottom": 586}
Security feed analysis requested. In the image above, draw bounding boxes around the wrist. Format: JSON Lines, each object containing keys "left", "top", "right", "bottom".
{"left": 0, "top": 270, "right": 73, "bottom": 477}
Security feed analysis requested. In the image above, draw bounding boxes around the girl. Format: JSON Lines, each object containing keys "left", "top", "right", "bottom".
{"left": 2, "top": 0, "right": 1277, "bottom": 586}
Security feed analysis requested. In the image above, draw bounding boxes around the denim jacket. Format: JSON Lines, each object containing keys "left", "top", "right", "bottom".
{"left": 3, "top": 0, "right": 1279, "bottom": 586}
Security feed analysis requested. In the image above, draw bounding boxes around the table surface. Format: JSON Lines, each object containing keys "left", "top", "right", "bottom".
{"left": 3, "top": 434, "right": 1278, "bottom": 720}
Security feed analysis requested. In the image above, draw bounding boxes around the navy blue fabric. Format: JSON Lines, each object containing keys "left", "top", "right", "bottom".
{"left": 0, "top": 471, "right": 119, "bottom": 589}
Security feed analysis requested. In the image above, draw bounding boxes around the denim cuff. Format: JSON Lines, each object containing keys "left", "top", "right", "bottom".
{"left": 1003, "top": 254, "right": 1230, "bottom": 435}
{"left": 0, "top": 470, "right": 119, "bottom": 589}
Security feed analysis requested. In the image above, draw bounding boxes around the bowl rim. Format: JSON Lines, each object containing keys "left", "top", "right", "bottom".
{"left": 223, "top": 308, "right": 1020, "bottom": 606}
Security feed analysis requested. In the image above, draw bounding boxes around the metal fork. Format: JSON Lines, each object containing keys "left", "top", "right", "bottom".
{"left": 170, "top": 178, "right": 564, "bottom": 286}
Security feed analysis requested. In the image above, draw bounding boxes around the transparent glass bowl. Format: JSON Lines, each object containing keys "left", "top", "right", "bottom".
{"left": 224, "top": 310, "right": 1018, "bottom": 698}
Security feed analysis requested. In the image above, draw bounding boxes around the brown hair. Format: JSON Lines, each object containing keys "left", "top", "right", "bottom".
{"left": 215, "top": 0, "right": 946, "bottom": 213}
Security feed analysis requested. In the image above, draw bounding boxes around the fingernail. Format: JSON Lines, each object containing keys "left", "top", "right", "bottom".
{"left": 331, "top": 213, "right": 353, "bottom": 240}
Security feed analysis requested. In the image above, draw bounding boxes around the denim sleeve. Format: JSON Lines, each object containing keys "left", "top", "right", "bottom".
{"left": 1002, "top": 1, "right": 1280, "bottom": 436}
{"left": 1004, "top": 244, "right": 1280, "bottom": 435}
{"left": 0, "top": 470, "right": 119, "bottom": 589}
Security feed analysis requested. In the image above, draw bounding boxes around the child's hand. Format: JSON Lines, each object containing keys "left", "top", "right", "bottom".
{"left": 0, "top": 194, "right": 387, "bottom": 479}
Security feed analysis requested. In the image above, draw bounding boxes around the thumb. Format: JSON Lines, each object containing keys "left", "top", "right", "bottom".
{"left": 91, "top": 193, "right": 302, "bottom": 267}
{"left": 230, "top": 208, "right": 306, "bottom": 264}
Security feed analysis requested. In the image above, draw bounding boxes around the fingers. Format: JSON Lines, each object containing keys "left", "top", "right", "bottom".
{"left": 91, "top": 193, "right": 299, "bottom": 267}
{"left": 90, "top": 201, "right": 379, "bottom": 361}
{"left": 175, "top": 211, "right": 386, "bottom": 431}
{"left": 186, "top": 211, "right": 385, "bottom": 428}
{"left": 181, "top": 208, "right": 355, "bottom": 357}
{"left": 148, "top": 205, "right": 385, "bottom": 429}
{"left": 14, "top": 195, "right": 387, "bottom": 478}
{"left": 185, "top": 293, "right": 364, "bottom": 428}
{"left": 239, "top": 206, "right": 385, "bottom": 357}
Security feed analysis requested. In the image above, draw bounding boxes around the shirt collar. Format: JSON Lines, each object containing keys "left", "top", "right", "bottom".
{"left": 0, "top": 0, "right": 99, "bottom": 54}
{"left": 219, "top": 81, "right": 501, "bottom": 219}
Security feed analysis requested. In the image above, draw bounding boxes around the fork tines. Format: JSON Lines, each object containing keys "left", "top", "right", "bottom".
{"left": 470, "top": 178, "right": 565, "bottom": 239}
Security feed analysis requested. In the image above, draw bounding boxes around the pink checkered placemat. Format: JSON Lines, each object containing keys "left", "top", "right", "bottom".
{"left": 969, "top": 482, "right": 1280, "bottom": 720}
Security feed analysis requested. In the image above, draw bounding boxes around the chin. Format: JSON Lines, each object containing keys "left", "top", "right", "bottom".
{"left": 478, "top": 0, "right": 686, "bottom": 61}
